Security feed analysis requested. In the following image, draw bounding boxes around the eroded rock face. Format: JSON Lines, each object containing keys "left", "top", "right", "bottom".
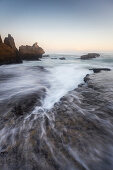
{"left": 19, "top": 42, "right": 45, "bottom": 60}
{"left": 81, "top": 53, "right": 100, "bottom": 60}
{"left": 0, "top": 34, "right": 22, "bottom": 65}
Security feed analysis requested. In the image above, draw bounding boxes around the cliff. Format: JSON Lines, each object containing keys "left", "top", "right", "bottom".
{"left": 19, "top": 42, "right": 45, "bottom": 60}
{"left": 0, "top": 34, "right": 22, "bottom": 65}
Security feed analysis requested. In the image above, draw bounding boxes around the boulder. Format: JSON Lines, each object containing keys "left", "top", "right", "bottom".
{"left": 19, "top": 42, "right": 45, "bottom": 60}
{"left": 0, "top": 34, "right": 22, "bottom": 65}
{"left": 81, "top": 53, "right": 100, "bottom": 60}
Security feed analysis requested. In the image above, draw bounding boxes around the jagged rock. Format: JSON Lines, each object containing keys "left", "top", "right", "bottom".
{"left": 81, "top": 53, "right": 100, "bottom": 60}
{"left": 0, "top": 34, "right": 22, "bottom": 65}
{"left": 19, "top": 42, "right": 45, "bottom": 60}
{"left": 4, "top": 34, "right": 16, "bottom": 49}
{"left": 0, "top": 35, "right": 2, "bottom": 43}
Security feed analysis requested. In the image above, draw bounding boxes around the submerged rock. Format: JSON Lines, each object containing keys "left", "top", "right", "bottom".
{"left": 19, "top": 42, "right": 45, "bottom": 60}
{"left": 0, "top": 34, "right": 22, "bottom": 65}
{"left": 81, "top": 53, "right": 100, "bottom": 60}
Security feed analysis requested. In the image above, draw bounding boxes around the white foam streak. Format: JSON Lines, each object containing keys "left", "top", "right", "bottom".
{"left": 42, "top": 65, "right": 90, "bottom": 110}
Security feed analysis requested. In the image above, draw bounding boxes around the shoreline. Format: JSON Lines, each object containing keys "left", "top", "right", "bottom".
{"left": 0, "top": 67, "right": 113, "bottom": 169}
{"left": 45, "top": 70, "right": 113, "bottom": 170}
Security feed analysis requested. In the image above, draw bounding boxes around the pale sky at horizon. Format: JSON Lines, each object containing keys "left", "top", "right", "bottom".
{"left": 0, "top": 0, "right": 113, "bottom": 53}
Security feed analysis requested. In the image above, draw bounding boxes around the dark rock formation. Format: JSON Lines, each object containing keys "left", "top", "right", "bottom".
{"left": 59, "top": 57, "right": 66, "bottom": 60}
{"left": 81, "top": 53, "right": 100, "bottom": 60}
{"left": 89, "top": 68, "right": 111, "bottom": 73}
{"left": 0, "top": 34, "right": 22, "bottom": 65}
{"left": 19, "top": 42, "right": 45, "bottom": 60}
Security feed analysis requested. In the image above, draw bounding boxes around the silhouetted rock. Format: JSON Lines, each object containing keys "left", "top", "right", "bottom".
{"left": 89, "top": 68, "right": 111, "bottom": 73}
{"left": 19, "top": 42, "right": 45, "bottom": 60}
{"left": 81, "top": 53, "right": 100, "bottom": 60}
{"left": 0, "top": 35, "right": 2, "bottom": 43}
{"left": 0, "top": 34, "right": 22, "bottom": 65}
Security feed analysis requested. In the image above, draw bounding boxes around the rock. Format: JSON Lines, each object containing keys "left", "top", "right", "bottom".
{"left": 11, "top": 88, "right": 46, "bottom": 116}
{"left": 0, "top": 34, "right": 45, "bottom": 65}
{"left": 81, "top": 53, "right": 100, "bottom": 60}
{"left": 4, "top": 34, "right": 16, "bottom": 49}
{"left": 0, "top": 34, "right": 22, "bottom": 65}
{"left": 19, "top": 42, "right": 45, "bottom": 60}
{"left": 43, "top": 55, "right": 49, "bottom": 57}
{"left": 51, "top": 58, "right": 57, "bottom": 59}
{"left": 84, "top": 74, "right": 90, "bottom": 82}
{"left": 0, "top": 35, "right": 2, "bottom": 43}
{"left": 89, "top": 68, "right": 111, "bottom": 73}
{"left": 59, "top": 57, "right": 66, "bottom": 60}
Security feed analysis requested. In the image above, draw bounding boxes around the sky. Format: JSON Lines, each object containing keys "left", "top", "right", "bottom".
{"left": 0, "top": 0, "right": 113, "bottom": 53}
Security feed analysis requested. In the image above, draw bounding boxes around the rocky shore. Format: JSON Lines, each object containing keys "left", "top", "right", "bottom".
{"left": 0, "top": 34, "right": 45, "bottom": 65}
{"left": 46, "top": 70, "right": 113, "bottom": 170}
{"left": 0, "top": 70, "right": 113, "bottom": 170}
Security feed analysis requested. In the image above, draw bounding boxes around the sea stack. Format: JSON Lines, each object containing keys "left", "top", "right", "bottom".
{"left": 0, "top": 34, "right": 22, "bottom": 65}
{"left": 81, "top": 53, "right": 100, "bottom": 60}
{"left": 19, "top": 42, "right": 45, "bottom": 60}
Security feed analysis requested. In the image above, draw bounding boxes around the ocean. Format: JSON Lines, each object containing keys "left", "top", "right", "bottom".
{"left": 0, "top": 53, "right": 113, "bottom": 170}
